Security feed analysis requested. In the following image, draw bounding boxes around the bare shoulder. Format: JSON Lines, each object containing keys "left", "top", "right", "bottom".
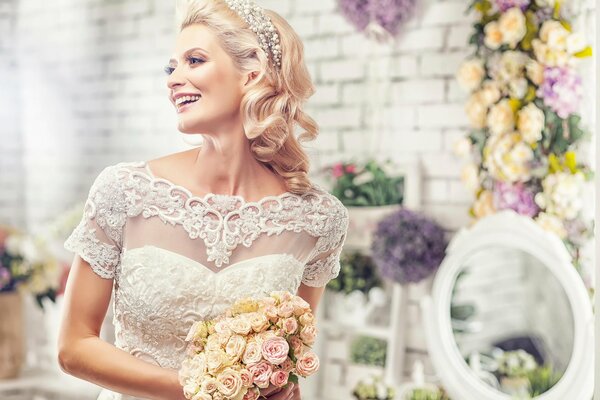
{"left": 146, "top": 148, "right": 197, "bottom": 177}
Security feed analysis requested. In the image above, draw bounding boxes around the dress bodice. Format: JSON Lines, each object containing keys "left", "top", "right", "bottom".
{"left": 63, "top": 161, "right": 349, "bottom": 400}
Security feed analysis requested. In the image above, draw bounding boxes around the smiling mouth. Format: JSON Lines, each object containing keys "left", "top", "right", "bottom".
{"left": 176, "top": 97, "right": 201, "bottom": 112}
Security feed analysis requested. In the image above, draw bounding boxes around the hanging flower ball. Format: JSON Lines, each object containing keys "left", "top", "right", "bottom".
{"left": 338, "top": 0, "right": 418, "bottom": 37}
{"left": 371, "top": 208, "right": 447, "bottom": 284}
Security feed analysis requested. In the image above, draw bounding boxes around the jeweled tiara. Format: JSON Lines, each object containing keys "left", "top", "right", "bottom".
{"left": 224, "top": 0, "right": 282, "bottom": 68}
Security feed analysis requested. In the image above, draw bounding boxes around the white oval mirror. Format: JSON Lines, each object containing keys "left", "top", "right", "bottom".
{"left": 421, "top": 210, "right": 593, "bottom": 400}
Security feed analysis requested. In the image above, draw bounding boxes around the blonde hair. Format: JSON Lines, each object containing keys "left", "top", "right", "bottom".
{"left": 175, "top": 0, "right": 319, "bottom": 195}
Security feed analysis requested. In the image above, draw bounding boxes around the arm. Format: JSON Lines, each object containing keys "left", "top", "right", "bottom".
{"left": 58, "top": 255, "right": 185, "bottom": 400}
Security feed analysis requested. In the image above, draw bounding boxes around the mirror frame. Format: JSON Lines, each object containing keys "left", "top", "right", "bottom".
{"left": 421, "top": 210, "right": 594, "bottom": 400}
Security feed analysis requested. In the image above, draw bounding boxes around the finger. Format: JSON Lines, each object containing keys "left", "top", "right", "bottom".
{"left": 265, "top": 383, "right": 294, "bottom": 399}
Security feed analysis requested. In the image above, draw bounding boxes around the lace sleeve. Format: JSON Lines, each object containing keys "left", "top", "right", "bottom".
{"left": 64, "top": 165, "right": 127, "bottom": 279}
{"left": 302, "top": 194, "right": 349, "bottom": 288}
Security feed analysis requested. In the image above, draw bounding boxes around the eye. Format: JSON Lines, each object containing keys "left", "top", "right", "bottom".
{"left": 188, "top": 56, "right": 205, "bottom": 65}
{"left": 163, "top": 65, "right": 175, "bottom": 75}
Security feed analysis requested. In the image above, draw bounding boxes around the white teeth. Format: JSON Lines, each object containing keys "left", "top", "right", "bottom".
{"left": 175, "top": 95, "right": 201, "bottom": 106}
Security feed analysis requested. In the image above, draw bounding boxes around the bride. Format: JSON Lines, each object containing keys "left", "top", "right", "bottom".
{"left": 57, "top": 0, "right": 349, "bottom": 399}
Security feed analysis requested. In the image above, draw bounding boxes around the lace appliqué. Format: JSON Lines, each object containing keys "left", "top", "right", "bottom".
{"left": 302, "top": 247, "right": 344, "bottom": 287}
{"left": 64, "top": 225, "right": 120, "bottom": 279}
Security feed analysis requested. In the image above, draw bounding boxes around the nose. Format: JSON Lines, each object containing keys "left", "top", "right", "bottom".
{"left": 166, "top": 66, "right": 185, "bottom": 91}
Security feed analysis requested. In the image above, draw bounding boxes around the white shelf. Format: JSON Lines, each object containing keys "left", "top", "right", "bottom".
{"left": 0, "top": 368, "right": 100, "bottom": 400}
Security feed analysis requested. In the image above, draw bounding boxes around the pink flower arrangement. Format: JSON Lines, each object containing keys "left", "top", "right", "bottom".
{"left": 179, "top": 291, "right": 320, "bottom": 400}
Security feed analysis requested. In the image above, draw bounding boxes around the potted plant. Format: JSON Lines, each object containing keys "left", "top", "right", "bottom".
{"left": 495, "top": 349, "right": 538, "bottom": 397}
{"left": 352, "top": 374, "right": 395, "bottom": 400}
{"left": 0, "top": 225, "right": 63, "bottom": 378}
{"left": 326, "top": 159, "right": 404, "bottom": 250}
{"left": 326, "top": 251, "right": 387, "bottom": 326}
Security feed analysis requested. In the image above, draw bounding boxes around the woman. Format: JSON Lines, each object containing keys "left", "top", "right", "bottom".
{"left": 57, "top": 0, "right": 349, "bottom": 399}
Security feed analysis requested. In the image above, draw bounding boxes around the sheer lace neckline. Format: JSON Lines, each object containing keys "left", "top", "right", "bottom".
{"left": 140, "top": 160, "right": 306, "bottom": 205}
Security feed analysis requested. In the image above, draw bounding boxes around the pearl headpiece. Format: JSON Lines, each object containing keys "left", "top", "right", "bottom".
{"left": 224, "top": 0, "right": 282, "bottom": 68}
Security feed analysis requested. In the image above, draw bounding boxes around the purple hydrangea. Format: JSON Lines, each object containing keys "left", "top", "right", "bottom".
{"left": 537, "top": 66, "right": 583, "bottom": 119}
{"left": 338, "top": 0, "right": 417, "bottom": 36}
{"left": 494, "top": 0, "right": 531, "bottom": 12}
{"left": 493, "top": 181, "right": 540, "bottom": 218}
{"left": 371, "top": 208, "right": 447, "bottom": 284}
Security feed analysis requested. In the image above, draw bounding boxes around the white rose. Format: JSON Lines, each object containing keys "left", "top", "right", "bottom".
{"left": 484, "top": 21, "right": 503, "bottom": 50}
{"left": 498, "top": 8, "right": 527, "bottom": 48}
{"left": 487, "top": 99, "right": 515, "bottom": 136}
{"left": 536, "top": 212, "right": 567, "bottom": 239}
{"left": 480, "top": 80, "right": 502, "bottom": 105}
{"left": 353, "top": 171, "right": 374, "bottom": 186}
{"left": 461, "top": 163, "right": 480, "bottom": 193}
{"left": 517, "top": 103, "right": 544, "bottom": 144}
{"left": 540, "top": 20, "right": 569, "bottom": 50}
{"left": 508, "top": 77, "right": 528, "bottom": 99}
{"left": 465, "top": 92, "right": 489, "bottom": 129}
{"left": 457, "top": 58, "right": 485, "bottom": 92}
{"left": 526, "top": 60, "right": 544, "bottom": 85}
{"left": 452, "top": 136, "right": 472, "bottom": 159}
{"left": 484, "top": 132, "right": 532, "bottom": 182}
{"left": 500, "top": 51, "right": 528, "bottom": 81}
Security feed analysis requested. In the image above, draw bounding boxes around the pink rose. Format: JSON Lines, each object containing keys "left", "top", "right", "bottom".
{"left": 242, "top": 387, "right": 260, "bottom": 400}
{"left": 270, "top": 369, "right": 290, "bottom": 388}
{"left": 239, "top": 368, "right": 253, "bottom": 388}
{"left": 248, "top": 360, "right": 273, "bottom": 389}
{"left": 277, "top": 302, "right": 295, "bottom": 318}
{"left": 281, "top": 317, "right": 298, "bottom": 335}
{"left": 295, "top": 351, "right": 320, "bottom": 377}
{"left": 345, "top": 164, "right": 356, "bottom": 173}
{"left": 265, "top": 305, "right": 279, "bottom": 320}
{"left": 299, "top": 325, "right": 317, "bottom": 345}
{"left": 280, "top": 358, "right": 293, "bottom": 372}
{"left": 261, "top": 336, "right": 290, "bottom": 365}
{"left": 291, "top": 297, "right": 310, "bottom": 316}
{"left": 289, "top": 336, "right": 304, "bottom": 356}
{"left": 332, "top": 163, "right": 344, "bottom": 178}
{"left": 242, "top": 341, "right": 263, "bottom": 365}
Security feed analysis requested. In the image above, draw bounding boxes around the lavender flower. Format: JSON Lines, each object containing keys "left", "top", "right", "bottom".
{"left": 493, "top": 181, "right": 540, "bottom": 217}
{"left": 338, "top": 0, "right": 417, "bottom": 36}
{"left": 371, "top": 208, "right": 447, "bottom": 284}
{"left": 366, "top": 0, "right": 417, "bottom": 36}
{"left": 494, "top": 0, "right": 531, "bottom": 12}
{"left": 537, "top": 66, "right": 583, "bottom": 118}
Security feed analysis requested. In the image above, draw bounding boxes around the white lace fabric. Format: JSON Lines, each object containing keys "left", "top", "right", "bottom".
{"left": 63, "top": 161, "right": 349, "bottom": 400}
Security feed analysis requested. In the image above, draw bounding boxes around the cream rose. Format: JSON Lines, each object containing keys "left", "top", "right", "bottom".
{"left": 261, "top": 336, "right": 290, "bottom": 365}
{"left": 207, "top": 349, "right": 232, "bottom": 373}
{"left": 239, "top": 368, "right": 253, "bottom": 388}
{"left": 517, "top": 103, "right": 544, "bottom": 144}
{"left": 526, "top": 60, "right": 544, "bottom": 85}
{"left": 461, "top": 163, "right": 480, "bottom": 194}
{"left": 226, "top": 334, "right": 247, "bottom": 362}
{"left": 480, "top": 80, "right": 502, "bottom": 105}
{"left": 484, "top": 21, "right": 503, "bottom": 50}
{"left": 457, "top": 58, "right": 485, "bottom": 92}
{"left": 200, "top": 377, "right": 218, "bottom": 394}
{"left": 291, "top": 296, "right": 311, "bottom": 315}
{"left": 295, "top": 351, "right": 320, "bottom": 377}
{"left": 299, "top": 325, "right": 317, "bottom": 345}
{"left": 498, "top": 8, "right": 526, "bottom": 48}
{"left": 228, "top": 316, "right": 252, "bottom": 335}
{"left": 248, "top": 312, "right": 270, "bottom": 333}
{"left": 298, "top": 312, "right": 315, "bottom": 326}
{"left": 242, "top": 340, "right": 263, "bottom": 365}
{"left": 191, "top": 391, "right": 212, "bottom": 400}
{"left": 217, "top": 367, "right": 244, "bottom": 399}
{"left": 487, "top": 99, "right": 515, "bottom": 136}
{"left": 540, "top": 20, "right": 569, "bottom": 50}
{"left": 473, "top": 190, "right": 496, "bottom": 219}
{"left": 535, "top": 212, "right": 567, "bottom": 238}
{"left": 508, "top": 77, "right": 528, "bottom": 99}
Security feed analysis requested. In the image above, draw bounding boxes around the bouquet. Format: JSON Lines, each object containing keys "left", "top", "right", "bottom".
{"left": 179, "top": 291, "right": 320, "bottom": 400}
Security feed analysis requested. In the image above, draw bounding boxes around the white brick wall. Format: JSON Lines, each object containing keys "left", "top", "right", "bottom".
{"left": 0, "top": 0, "right": 595, "bottom": 386}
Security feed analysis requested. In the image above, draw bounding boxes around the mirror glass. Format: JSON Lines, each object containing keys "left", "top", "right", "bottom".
{"left": 450, "top": 245, "right": 573, "bottom": 398}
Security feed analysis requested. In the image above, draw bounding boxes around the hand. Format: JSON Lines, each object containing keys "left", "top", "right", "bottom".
{"left": 259, "top": 382, "right": 300, "bottom": 399}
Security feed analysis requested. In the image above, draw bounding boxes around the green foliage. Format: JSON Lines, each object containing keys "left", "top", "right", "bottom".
{"left": 330, "top": 160, "right": 404, "bottom": 207}
{"left": 405, "top": 387, "right": 451, "bottom": 400}
{"left": 352, "top": 375, "right": 395, "bottom": 400}
{"left": 327, "top": 251, "right": 383, "bottom": 295}
{"left": 350, "top": 336, "right": 387, "bottom": 367}
{"left": 526, "top": 365, "right": 562, "bottom": 396}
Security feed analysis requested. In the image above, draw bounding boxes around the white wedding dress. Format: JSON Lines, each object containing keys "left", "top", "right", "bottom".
{"left": 63, "top": 161, "right": 349, "bottom": 400}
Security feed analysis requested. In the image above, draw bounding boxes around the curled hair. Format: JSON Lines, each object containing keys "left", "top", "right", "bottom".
{"left": 175, "top": 0, "right": 319, "bottom": 194}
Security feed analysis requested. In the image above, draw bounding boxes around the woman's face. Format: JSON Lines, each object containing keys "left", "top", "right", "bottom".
{"left": 166, "top": 24, "right": 248, "bottom": 134}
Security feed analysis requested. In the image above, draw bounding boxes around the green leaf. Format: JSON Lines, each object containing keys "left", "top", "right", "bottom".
{"left": 574, "top": 46, "right": 593, "bottom": 58}
{"left": 288, "top": 374, "right": 299, "bottom": 385}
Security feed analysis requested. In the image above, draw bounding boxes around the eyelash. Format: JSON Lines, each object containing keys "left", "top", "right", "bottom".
{"left": 163, "top": 56, "right": 205, "bottom": 75}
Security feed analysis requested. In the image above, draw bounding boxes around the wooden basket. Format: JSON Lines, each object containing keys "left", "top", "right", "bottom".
{"left": 0, "top": 291, "right": 25, "bottom": 379}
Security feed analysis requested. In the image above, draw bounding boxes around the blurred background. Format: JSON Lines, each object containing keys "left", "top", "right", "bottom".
{"left": 0, "top": 0, "right": 596, "bottom": 399}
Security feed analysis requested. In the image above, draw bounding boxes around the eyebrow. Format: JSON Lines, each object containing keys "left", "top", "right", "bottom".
{"left": 168, "top": 47, "right": 209, "bottom": 65}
